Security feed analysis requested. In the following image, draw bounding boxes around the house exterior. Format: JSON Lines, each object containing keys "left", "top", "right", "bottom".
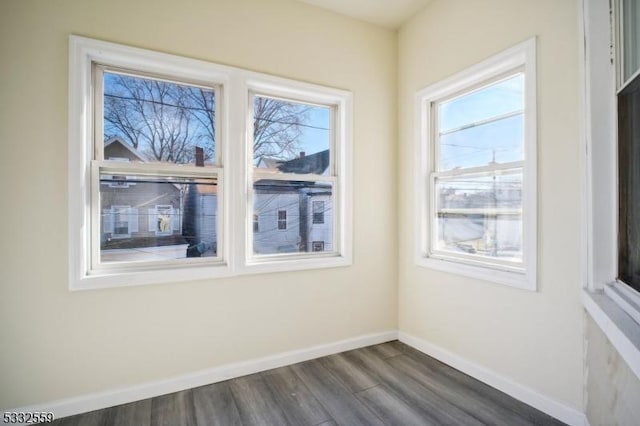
{"left": 182, "top": 182, "right": 218, "bottom": 257}
{"left": 253, "top": 150, "right": 333, "bottom": 254}
{"left": 100, "top": 138, "right": 183, "bottom": 251}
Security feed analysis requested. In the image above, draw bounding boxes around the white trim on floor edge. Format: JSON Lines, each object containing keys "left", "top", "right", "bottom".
{"left": 398, "top": 332, "right": 588, "bottom": 426}
{"left": 7, "top": 330, "right": 398, "bottom": 422}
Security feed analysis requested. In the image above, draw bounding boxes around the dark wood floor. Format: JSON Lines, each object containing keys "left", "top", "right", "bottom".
{"left": 51, "top": 341, "right": 564, "bottom": 426}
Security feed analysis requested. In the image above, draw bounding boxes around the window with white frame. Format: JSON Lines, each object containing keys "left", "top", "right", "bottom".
{"left": 249, "top": 90, "right": 345, "bottom": 261}
{"left": 69, "top": 36, "right": 352, "bottom": 289}
{"left": 93, "top": 66, "right": 221, "bottom": 268}
{"left": 415, "top": 39, "right": 537, "bottom": 290}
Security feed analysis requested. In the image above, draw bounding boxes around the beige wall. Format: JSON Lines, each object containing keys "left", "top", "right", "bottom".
{"left": 0, "top": 0, "right": 397, "bottom": 409}
{"left": 586, "top": 315, "right": 640, "bottom": 424}
{"left": 397, "top": 0, "right": 584, "bottom": 409}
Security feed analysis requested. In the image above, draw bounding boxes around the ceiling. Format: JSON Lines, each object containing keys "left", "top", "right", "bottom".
{"left": 296, "top": 0, "right": 432, "bottom": 29}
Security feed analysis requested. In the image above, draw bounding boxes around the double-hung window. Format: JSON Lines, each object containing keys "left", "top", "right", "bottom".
{"left": 69, "top": 36, "right": 352, "bottom": 289}
{"left": 69, "top": 38, "right": 229, "bottom": 289}
{"left": 247, "top": 82, "right": 350, "bottom": 266}
{"left": 415, "top": 39, "right": 537, "bottom": 290}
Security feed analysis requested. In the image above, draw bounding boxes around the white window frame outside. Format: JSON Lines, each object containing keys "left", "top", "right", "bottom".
{"left": 414, "top": 38, "right": 537, "bottom": 291}
{"left": 582, "top": 0, "right": 640, "bottom": 379}
{"left": 69, "top": 36, "right": 352, "bottom": 290}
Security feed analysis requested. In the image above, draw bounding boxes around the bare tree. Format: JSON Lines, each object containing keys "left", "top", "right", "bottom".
{"left": 252, "top": 97, "right": 310, "bottom": 163}
{"left": 104, "top": 73, "right": 310, "bottom": 165}
{"left": 104, "top": 73, "right": 215, "bottom": 164}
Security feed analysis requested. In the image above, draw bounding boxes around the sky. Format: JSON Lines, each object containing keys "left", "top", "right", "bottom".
{"left": 438, "top": 73, "right": 524, "bottom": 171}
{"left": 297, "top": 106, "right": 331, "bottom": 156}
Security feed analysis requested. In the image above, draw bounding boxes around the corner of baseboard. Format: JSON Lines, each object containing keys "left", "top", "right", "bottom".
{"left": 397, "top": 331, "right": 587, "bottom": 426}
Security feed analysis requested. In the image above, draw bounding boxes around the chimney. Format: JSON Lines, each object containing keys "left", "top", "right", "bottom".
{"left": 299, "top": 151, "right": 306, "bottom": 159}
{"left": 195, "top": 146, "right": 204, "bottom": 167}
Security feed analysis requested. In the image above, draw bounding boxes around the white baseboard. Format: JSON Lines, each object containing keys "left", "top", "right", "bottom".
{"left": 9, "top": 330, "right": 398, "bottom": 421}
{"left": 398, "top": 332, "right": 588, "bottom": 426}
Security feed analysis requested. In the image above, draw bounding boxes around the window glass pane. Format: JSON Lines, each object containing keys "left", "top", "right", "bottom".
{"left": 438, "top": 74, "right": 524, "bottom": 133}
{"left": 99, "top": 173, "right": 218, "bottom": 263}
{"left": 622, "top": 0, "right": 640, "bottom": 82}
{"left": 253, "top": 179, "right": 333, "bottom": 255}
{"left": 438, "top": 114, "right": 523, "bottom": 171}
{"left": 618, "top": 74, "right": 640, "bottom": 291}
{"left": 253, "top": 96, "right": 331, "bottom": 175}
{"left": 434, "top": 170, "right": 523, "bottom": 263}
{"left": 103, "top": 71, "right": 216, "bottom": 166}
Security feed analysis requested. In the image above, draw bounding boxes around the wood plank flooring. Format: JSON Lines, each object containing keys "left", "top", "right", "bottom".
{"left": 51, "top": 341, "right": 564, "bottom": 426}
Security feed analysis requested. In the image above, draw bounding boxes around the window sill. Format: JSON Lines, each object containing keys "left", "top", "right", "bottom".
{"left": 583, "top": 289, "right": 640, "bottom": 380}
{"left": 71, "top": 264, "right": 233, "bottom": 291}
{"left": 242, "top": 253, "right": 351, "bottom": 276}
{"left": 415, "top": 256, "right": 535, "bottom": 291}
{"left": 71, "top": 254, "right": 352, "bottom": 290}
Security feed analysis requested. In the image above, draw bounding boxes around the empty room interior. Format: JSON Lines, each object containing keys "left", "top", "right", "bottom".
{"left": 1, "top": 0, "right": 639, "bottom": 425}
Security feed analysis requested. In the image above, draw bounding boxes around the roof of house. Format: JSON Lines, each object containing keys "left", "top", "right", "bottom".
{"left": 256, "top": 157, "right": 281, "bottom": 169}
{"left": 276, "top": 150, "right": 329, "bottom": 175}
{"left": 104, "top": 137, "right": 147, "bottom": 162}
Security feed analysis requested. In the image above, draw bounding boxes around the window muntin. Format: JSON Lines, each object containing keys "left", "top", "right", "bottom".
{"left": 250, "top": 93, "right": 338, "bottom": 259}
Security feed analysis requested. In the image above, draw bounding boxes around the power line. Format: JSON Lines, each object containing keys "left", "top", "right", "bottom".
{"left": 255, "top": 116, "right": 330, "bottom": 131}
{"left": 104, "top": 92, "right": 330, "bottom": 132}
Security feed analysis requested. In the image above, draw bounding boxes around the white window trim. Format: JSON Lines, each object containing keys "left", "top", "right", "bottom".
{"left": 238, "top": 75, "right": 353, "bottom": 276}
{"left": 414, "top": 38, "right": 537, "bottom": 291}
{"left": 68, "top": 36, "right": 352, "bottom": 290}
{"left": 582, "top": 0, "right": 640, "bottom": 379}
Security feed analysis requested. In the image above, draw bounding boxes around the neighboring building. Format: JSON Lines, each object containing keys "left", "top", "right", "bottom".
{"left": 100, "top": 137, "right": 183, "bottom": 250}
{"left": 182, "top": 182, "right": 218, "bottom": 257}
{"left": 253, "top": 150, "right": 333, "bottom": 255}
{"left": 437, "top": 183, "right": 522, "bottom": 258}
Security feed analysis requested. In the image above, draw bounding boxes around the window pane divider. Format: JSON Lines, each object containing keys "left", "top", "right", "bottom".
{"left": 434, "top": 161, "right": 523, "bottom": 178}
{"left": 95, "top": 160, "right": 221, "bottom": 178}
